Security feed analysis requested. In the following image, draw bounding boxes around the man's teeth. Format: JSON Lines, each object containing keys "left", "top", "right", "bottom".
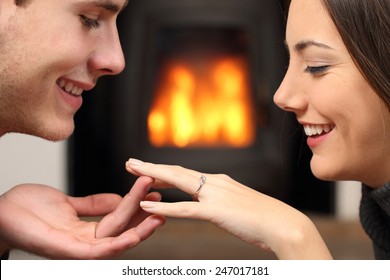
{"left": 58, "top": 79, "right": 83, "bottom": 96}
{"left": 303, "top": 124, "right": 334, "bottom": 137}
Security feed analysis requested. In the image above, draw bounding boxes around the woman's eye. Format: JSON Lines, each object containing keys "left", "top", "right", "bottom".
{"left": 80, "top": 15, "right": 100, "bottom": 29}
{"left": 304, "top": 65, "right": 330, "bottom": 75}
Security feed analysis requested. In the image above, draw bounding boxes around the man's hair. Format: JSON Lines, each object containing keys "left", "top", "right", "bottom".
{"left": 15, "top": 0, "right": 31, "bottom": 6}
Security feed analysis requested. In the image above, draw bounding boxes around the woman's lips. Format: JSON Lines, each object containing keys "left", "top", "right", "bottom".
{"left": 303, "top": 124, "right": 334, "bottom": 137}
{"left": 303, "top": 124, "right": 335, "bottom": 148}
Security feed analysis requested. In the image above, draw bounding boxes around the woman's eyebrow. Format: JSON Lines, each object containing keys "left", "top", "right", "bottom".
{"left": 293, "top": 40, "right": 334, "bottom": 52}
{"left": 284, "top": 39, "right": 334, "bottom": 56}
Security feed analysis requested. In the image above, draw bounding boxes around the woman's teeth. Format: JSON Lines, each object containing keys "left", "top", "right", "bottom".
{"left": 57, "top": 79, "right": 83, "bottom": 96}
{"left": 303, "top": 124, "right": 334, "bottom": 137}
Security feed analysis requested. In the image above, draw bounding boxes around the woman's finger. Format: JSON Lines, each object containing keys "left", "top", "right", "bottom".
{"left": 126, "top": 158, "right": 208, "bottom": 196}
{"left": 140, "top": 201, "right": 205, "bottom": 220}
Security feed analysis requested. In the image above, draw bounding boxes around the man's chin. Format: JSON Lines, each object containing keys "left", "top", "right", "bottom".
{"left": 33, "top": 125, "right": 75, "bottom": 142}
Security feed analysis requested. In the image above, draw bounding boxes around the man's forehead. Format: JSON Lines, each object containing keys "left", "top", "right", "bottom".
{"left": 77, "top": 0, "right": 129, "bottom": 13}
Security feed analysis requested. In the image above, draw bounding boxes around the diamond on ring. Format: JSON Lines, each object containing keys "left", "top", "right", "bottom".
{"left": 192, "top": 175, "right": 207, "bottom": 201}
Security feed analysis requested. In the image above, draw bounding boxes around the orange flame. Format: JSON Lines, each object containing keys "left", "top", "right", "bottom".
{"left": 148, "top": 56, "right": 256, "bottom": 148}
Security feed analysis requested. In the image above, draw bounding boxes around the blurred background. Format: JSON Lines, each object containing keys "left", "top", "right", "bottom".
{"left": 70, "top": 0, "right": 335, "bottom": 213}
{"left": 0, "top": 0, "right": 372, "bottom": 259}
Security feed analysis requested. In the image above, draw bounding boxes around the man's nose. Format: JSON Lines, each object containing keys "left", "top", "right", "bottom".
{"left": 88, "top": 31, "right": 125, "bottom": 77}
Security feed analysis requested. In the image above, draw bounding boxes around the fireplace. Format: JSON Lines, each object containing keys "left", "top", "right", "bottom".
{"left": 147, "top": 32, "right": 256, "bottom": 149}
{"left": 69, "top": 0, "right": 334, "bottom": 212}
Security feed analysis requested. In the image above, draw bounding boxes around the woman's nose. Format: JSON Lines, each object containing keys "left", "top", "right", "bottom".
{"left": 273, "top": 67, "right": 307, "bottom": 113}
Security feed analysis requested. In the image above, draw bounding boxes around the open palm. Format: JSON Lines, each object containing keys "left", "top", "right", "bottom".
{"left": 0, "top": 176, "right": 165, "bottom": 259}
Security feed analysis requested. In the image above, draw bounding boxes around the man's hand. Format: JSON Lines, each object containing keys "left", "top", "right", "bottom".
{"left": 0, "top": 176, "right": 165, "bottom": 259}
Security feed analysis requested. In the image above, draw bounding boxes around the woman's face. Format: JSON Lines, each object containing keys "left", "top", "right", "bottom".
{"left": 274, "top": 0, "right": 390, "bottom": 187}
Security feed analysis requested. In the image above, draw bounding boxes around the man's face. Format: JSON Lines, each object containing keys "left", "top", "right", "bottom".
{"left": 0, "top": 0, "right": 127, "bottom": 140}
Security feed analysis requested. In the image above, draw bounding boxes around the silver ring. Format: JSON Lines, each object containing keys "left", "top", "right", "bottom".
{"left": 192, "top": 175, "right": 207, "bottom": 201}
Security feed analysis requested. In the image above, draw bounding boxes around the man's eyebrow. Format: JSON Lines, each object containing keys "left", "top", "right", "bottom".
{"left": 86, "top": 0, "right": 129, "bottom": 13}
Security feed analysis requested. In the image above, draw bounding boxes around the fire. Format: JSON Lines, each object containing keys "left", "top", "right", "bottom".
{"left": 148, "top": 56, "right": 256, "bottom": 148}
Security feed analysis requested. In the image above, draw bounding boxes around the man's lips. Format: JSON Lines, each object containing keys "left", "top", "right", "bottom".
{"left": 56, "top": 78, "right": 95, "bottom": 96}
{"left": 57, "top": 78, "right": 84, "bottom": 96}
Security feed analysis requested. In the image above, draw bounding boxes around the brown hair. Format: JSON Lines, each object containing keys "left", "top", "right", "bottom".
{"left": 320, "top": 0, "right": 390, "bottom": 110}
{"left": 284, "top": 0, "right": 390, "bottom": 109}
{"left": 15, "top": 0, "right": 31, "bottom": 6}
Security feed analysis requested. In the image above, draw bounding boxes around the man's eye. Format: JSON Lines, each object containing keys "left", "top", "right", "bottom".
{"left": 80, "top": 15, "right": 100, "bottom": 29}
{"left": 304, "top": 65, "right": 330, "bottom": 75}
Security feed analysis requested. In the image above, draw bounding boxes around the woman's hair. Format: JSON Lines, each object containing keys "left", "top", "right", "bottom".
{"left": 285, "top": 0, "right": 390, "bottom": 110}
{"left": 321, "top": 0, "right": 390, "bottom": 110}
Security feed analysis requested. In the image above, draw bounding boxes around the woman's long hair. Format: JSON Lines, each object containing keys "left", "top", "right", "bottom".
{"left": 321, "top": 0, "right": 390, "bottom": 110}
{"left": 284, "top": 0, "right": 390, "bottom": 110}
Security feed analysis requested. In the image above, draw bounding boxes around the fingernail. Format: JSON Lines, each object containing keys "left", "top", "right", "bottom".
{"left": 140, "top": 201, "right": 157, "bottom": 209}
{"left": 127, "top": 158, "right": 144, "bottom": 167}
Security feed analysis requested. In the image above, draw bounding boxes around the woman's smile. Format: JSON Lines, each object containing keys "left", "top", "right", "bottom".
{"left": 303, "top": 123, "right": 335, "bottom": 137}
{"left": 303, "top": 123, "right": 335, "bottom": 148}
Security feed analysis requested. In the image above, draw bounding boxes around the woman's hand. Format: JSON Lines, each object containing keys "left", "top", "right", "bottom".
{"left": 126, "top": 158, "right": 332, "bottom": 260}
{"left": 0, "top": 176, "right": 165, "bottom": 259}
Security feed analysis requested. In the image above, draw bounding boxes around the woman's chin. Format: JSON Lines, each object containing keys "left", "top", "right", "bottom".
{"left": 310, "top": 160, "right": 341, "bottom": 182}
